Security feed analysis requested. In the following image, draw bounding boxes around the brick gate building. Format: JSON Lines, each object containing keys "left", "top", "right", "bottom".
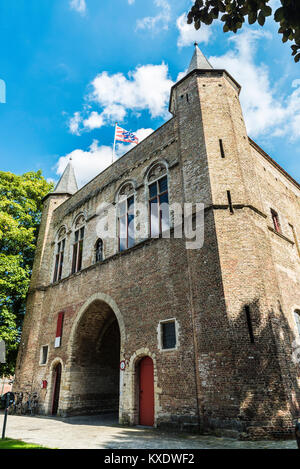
{"left": 14, "top": 45, "right": 300, "bottom": 438}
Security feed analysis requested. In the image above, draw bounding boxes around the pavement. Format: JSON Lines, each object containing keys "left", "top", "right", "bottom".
{"left": 1, "top": 413, "right": 298, "bottom": 449}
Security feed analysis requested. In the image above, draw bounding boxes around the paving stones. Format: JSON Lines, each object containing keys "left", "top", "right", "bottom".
{"left": 3, "top": 414, "right": 297, "bottom": 449}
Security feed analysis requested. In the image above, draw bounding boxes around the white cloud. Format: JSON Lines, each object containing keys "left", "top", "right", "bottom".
{"left": 57, "top": 128, "right": 154, "bottom": 187}
{"left": 292, "top": 79, "right": 300, "bottom": 88}
{"left": 102, "top": 104, "right": 127, "bottom": 123}
{"left": 68, "top": 63, "right": 172, "bottom": 135}
{"left": 83, "top": 111, "right": 105, "bottom": 131}
{"left": 56, "top": 140, "right": 112, "bottom": 187}
{"left": 90, "top": 63, "right": 173, "bottom": 120}
{"left": 47, "top": 177, "right": 57, "bottom": 185}
{"left": 136, "top": 0, "right": 170, "bottom": 31}
{"left": 69, "top": 112, "right": 82, "bottom": 135}
{"left": 209, "top": 29, "right": 300, "bottom": 141}
{"left": 69, "top": 105, "right": 128, "bottom": 134}
{"left": 135, "top": 127, "right": 154, "bottom": 141}
{"left": 176, "top": 13, "right": 212, "bottom": 47}
{"left": 69, "top": 0, "right": 86, "bottom": 14}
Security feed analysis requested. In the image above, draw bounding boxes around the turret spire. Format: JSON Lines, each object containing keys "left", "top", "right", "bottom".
{"left": 53, "top": 160, "right": 78, "bottom": 195}
{"left": 187, "top": 42, "right": 213, "bottom": 73}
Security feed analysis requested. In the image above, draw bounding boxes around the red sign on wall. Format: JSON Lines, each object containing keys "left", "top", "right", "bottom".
{"left": 120, "top": 360, "right": 126, "bottom": 371}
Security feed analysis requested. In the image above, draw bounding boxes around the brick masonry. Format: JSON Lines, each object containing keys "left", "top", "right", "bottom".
{"left": 14, "top": 65, "right": 300, "bottom": 439}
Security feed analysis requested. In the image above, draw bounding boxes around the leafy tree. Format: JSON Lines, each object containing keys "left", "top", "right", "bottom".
{"left": 0, "top": 170, "right": 53, "bottom": 377}
{"left": 187, "top": 0, "right": 300, "bottom": 62}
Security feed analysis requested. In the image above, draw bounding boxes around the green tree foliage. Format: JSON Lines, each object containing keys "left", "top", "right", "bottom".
{"left": 187, "top": 0, "right": 300, "bottom": 62}
{"left": 0, "top": 170, "right": 53, "bottom": 376}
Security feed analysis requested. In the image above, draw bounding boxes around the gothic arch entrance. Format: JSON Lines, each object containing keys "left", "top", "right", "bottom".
{"left": 68, "top": 299, "right": 121, "bottom": 416}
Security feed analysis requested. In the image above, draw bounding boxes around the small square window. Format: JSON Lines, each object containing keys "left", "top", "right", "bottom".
{"left": 40, "top": 345, "right": 48, "bottom": 365}
{"left": 161, "top": 321, "right": 176, "bottom": 350}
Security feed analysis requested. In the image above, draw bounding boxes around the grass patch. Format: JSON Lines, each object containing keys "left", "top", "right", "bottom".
{"left": 0, "top": 438, "right": 51, "bottom": 449}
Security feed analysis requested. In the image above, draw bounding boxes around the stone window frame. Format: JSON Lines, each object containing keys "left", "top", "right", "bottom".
{"left": 145, "top": 160, "right": 170, "bottom": 239}
{"left": 39, "top": 344, "right": 49, "bottom": 366}
{"left": 157, "top": 318, "right": 180, "bottom": 352}
{"left": 95, "top": 238, "right": 104, "bottom": 263}
{"left": 52, "top": 225, "right": 67, "bottom": 283}
{"left": 115, "top": 180, "right": 136, "bottom": 253}
{"left": 71, "top": 213, "right": 86, "bottom": 274}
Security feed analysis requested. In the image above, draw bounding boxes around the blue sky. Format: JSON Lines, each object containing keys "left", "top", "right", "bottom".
{"left": 0, "top": 0, "right": 299, "bottom": 187}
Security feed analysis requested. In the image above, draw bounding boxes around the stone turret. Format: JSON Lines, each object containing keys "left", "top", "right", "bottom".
{"left": 52, "top": 161, "right": 78, "bottom": 196}
{"left": 15, "top": 161, "right": 78, "bottom": 391}
{"left": 30, "top": 160, "right": 78, "bottom": 288}
{"left": 187, "top": 42, "right": 213, "bottom": 73}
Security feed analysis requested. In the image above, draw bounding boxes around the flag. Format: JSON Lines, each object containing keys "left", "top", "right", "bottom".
{"left": 115, "top": 125, "right": 139, "bottom": 144}
{"left": 54, "top": 312, "right": 64, "bottom": 348}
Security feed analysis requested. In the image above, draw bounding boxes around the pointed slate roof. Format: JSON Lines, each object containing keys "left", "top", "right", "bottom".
{"left": 187, "top": 42, "right": 213, "bottom": 73}
{"left": 53, "top": 160, "right": 78, "bottom": 195}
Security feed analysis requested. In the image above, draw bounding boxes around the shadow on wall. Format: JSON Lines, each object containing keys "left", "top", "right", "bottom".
{"left": 210, "top": 298, "right": 300, "bottom": 439}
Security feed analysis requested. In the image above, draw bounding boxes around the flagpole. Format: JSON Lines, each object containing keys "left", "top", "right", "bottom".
{"left": 112, "top": 122, "right": 117, "bottom": 163}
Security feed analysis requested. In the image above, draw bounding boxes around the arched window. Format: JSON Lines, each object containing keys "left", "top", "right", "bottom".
{"left": 117, "top": 183, "right": 135, "bottom": 252}
{"left": 72, "top": 215, "right": 85, "bottom": 274}
{"left": 95, "top": 239, "right": 103, "bottom": 263}
{"left": 294, "top": 310, "right": 300, "bottom": 337}
{"left": 148, "top": 163, "right": 169, "bottom": 237}
{"left": 53, "top": 227, "right": 66, "bottom": 282}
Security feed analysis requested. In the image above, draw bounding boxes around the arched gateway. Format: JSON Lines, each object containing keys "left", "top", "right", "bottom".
{"left": 64, "top": 293, "right": 125, "bottom": 417}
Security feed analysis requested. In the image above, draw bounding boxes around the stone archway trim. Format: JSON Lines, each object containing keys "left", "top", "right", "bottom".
{"left": 121, "top": 348, "right": 162, "bottom": 427}
{"left": 67, "top": 292, "right": 126, "bottom": 359}
{"left": 44, "top": 357, "right": 64, "bottom": 415}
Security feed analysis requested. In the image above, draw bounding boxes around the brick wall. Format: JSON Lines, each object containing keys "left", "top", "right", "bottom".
{"left": 14, "top": 67, "right": 300, "bottom": 438}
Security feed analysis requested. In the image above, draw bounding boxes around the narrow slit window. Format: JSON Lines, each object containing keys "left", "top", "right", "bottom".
{"left": 53, "top": 239, "right": 65, "bottom": 283}
{"left": 118, "top": 195, "right": 135, "bottom": 252}
{"left": 149, "top": 175, "right": 169, "bottom": 237}
{"left": 95, "top": 238, "right": 103, "bottom": 263}
{"left": 245, "top": 306, "right": 255, "bottom": 343}
{"left": 271, "top": 209, "right": 281, "bottom": 233}
{"left": 72, "top": 227, "right": 84, "bottom": 274}
{"left": 227, "top": 190, "right": 234, "bottom": 213}
{"left": 40, "top": 345, "right": 48, "bottom": 365}
{"left": 219, "top": 139, "right": 225, "bottom": 158}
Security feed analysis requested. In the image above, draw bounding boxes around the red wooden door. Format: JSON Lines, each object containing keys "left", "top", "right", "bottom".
{"left": 139, "top": 357, "right": 154, "bottom": 426}
{"left": 52, "top": 363, "right": 62, "bottom": 416}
